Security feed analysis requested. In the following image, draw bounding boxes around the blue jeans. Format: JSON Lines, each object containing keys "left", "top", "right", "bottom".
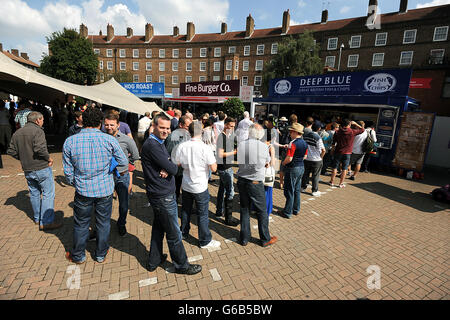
{"left": 216, "top": 168, "right": 234, "bottom": 215}
{"left": 283, "top": 166, "right": 305, "bottom": 217}
{"left": 24, "top": 166, "right": 55, "bottom": 226}
{"left": 114, "top": 172, "right": 130, "bottom": 226}
{"left": 237, "top": 177, "right": 271, "bottom": 245}
{"left": 148, "top": 194, "right": 189, "bottom": 270}
{"left": 181, "top": 189, "right": 212, "bottom": 246}
{"left": 72, "top": 192, "right": 113, "bottom": 263}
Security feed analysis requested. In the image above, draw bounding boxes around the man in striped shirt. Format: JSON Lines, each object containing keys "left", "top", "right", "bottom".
{"left": 63, "top": 107, "right": 128, "bottom": 264}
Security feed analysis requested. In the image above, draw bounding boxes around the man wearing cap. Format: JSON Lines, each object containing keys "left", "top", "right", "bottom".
{"left": 278, "top": 122, "right": 308, "bottom": 219}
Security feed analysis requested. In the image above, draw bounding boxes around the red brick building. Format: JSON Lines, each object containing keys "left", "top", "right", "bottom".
{"left": 0, "top": 43, "right": 39, "bottom": 70}
{"left": 85, "top": 0, "right": 450, "bottom": 116}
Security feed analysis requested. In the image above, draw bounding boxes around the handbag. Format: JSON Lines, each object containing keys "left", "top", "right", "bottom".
{"left": 264, "top": 166, "right": 275, "bottom": 186}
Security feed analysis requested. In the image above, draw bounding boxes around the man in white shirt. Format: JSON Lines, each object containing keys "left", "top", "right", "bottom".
{"left": 349, "top": 120, "right": 368, "bottom": 181}
{"left": 301, "top": 122, "right": 326, "bottom": 196}
{"left": 236, "top": 111, "right": 253, "bottom": 143}
{"left": 213, "top": 111, "right": 226, "bottom": 142}
{"left": 174, "top": 121, "right": 220, "bottom": 250}
{"left": 137, "top": 112, "right": 151, "bottom": 151}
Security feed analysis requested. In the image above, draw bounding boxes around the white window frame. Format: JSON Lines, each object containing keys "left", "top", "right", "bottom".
{"left": 241, "top": 76, "right": 248, "bottom": 86}
{"left": 106, "top": 49, "right": 113, "bottom": 57}
{"left": 235, "top": 60, "right": 239, "bottom": 71}
{"left": 371, "top": 53, "right": 385, "bottom": 67}
{"left": 186, "top": 62, "right": 192, "bottom": 72}
{"left": 172, "top": 62, "right": 178, "bottom": 72}
{"left": 327, "top": 37, "right": 338, "bottom": 50}
{"left": 186, "top": 48, "right": 192, "bottom": 58}
{"left": 159, "top": 49, "right": 165, "bottom": 58}
{"left": 228, "top": 46, "right": 236, "bottom": 54}
{"left": 213, "top": 61, "right": 220, "bottom": 72}
{"left": 199, "top": 61, "right": 206, "bottom": 72}
{"left": 133, "top": 62, "right": 139, "bottom": 71}
{"left": 185, "top": 76, "right": 192, "bottom": 83}
{"left": 243, "top": 60, "right": 249, "bottom": 71}
{"left": 133, "top": 49, "right": 139, "bottom": 58}
{"left": 213, "top": 76, "right": 220, "bottom": 81}
{"left": 271, "top": 43, "right": 278, "bottom": 54}
{"left": 254, "top": 76, "right": 262, "bottom": 86}
{"left": 347, "top": 54, "right": 359, "bottom": 68}
{"left": 350, "top": 35, "right": 361, "bottom": 48}
{"left": 244, "top": 45, "right": 250, "bottom": 56}
{"left": 146, "top": 75, "right": 152, "bottom": 82}
{"left": 325, "top": 56, "right": 336, "bottom": 68}
{"left": 159, "top": 75, "right": 165, "bottom": 83}
{"left": 225, "top": 75, "right": 231, "bottom": 80}
{"left": 159, "top": 62, "right": 165, "bottom": 71}
{"left": 133, "top": 74, "right": 139, "bottom": 83}
{"left": 226, "top": 60, "right": 232, "bottom": 71}
{"left": 257, "top": 44, "right": 265, "bottom": 55}
{"left": 433, "top": 26, "right": 448, "bottom": 42}
{"left": 119, "top": 49, "right": 126, "bottom": 58}
{"left": 403, "top": 29, "right": 417, "bottom": 44}
{"left": 375, "top": 32, "right": 387, "bottom": 46}
{"left": 255, "top": 60, "right": 263, "bottom": 71}
{"left": 146, "top": 62, "right": 152, "bottom": 71}
{"left": 200, "top": 48, "right": 207, "bottom": 57}
{"left": 94, "top": 48, "right": 100, "bottom": 55}
{"left": 99, "top": 60, "right": 103, "bottom": 70}
{"left": 172, "top": 49, "right": 179, "bottom": 58}
{"left": 146, "top": 49, "right": 152, "bottom": 58}
{"left": 107, "top": 61, "right": 113, "bottom": 70}
{"left": 214, "top": 47, "right": 221, "bottom": 57}
{"left": 199, "top": 76, "right": 207, "bottom": 82}
{"left": 120, "top": 61, "right": 126, "bottom": 70}
{"left": 430, "top": 49, "right": 445, "bottom": 64}
{"left": 172, "top": 75, "right": 178, "bottom": 85}
{"left": 399, "top": 51, "right": 414, "bottom": 65}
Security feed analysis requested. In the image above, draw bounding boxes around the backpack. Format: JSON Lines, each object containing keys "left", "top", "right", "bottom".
{"left": 362, "top": 130, "right": 375, "bottom": 153}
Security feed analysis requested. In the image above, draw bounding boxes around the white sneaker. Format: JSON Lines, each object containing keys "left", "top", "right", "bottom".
{"left": 312, "top": 191, "right": 322, "bottom": 197}
{"left": 201, "top": 239, "right": 221, "bottom": 249}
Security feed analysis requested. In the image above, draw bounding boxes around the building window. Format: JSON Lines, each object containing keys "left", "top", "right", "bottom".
{"left": 235, "top": 60, "right": 239, "bottom": 71}
{"left": 107, "top": 61, "right": 113, "bottom": 70}
{"left": 172, "top": 76, "right": 178, "bottom": 85}
{"left": 146, "top": 62, "right": 152, "bottom": 71}
{"left": 159, "top": 49, "right": 165, "bottom": 58}
{"left": 186, "top": 62, "right": 192, "bottom": 72}
{"left": 94, "top": 48, "right": 100, "bottom": 55}
{"left": 172, "top": 49, "right": 179, "bottom": 58}
{"left": 433, "top": 26, "right": 448, "bottom": 42}
{"left": 186, "top": 48, "right": 192, "bottom": 58}
{"left": 99, "top": 61, "right": 103, "bottom": 70}
{"left": 327, "top": 37, "right": 338, "bottom": 50}
{"left": 133, "top": 49, "right": 139, "bottom": 58}
{"left": 185, "top": 76, "right": 192, "bottom": 83}
{"left": 159, "top": 62, "right": 165, "bottom": 71}
{"left": 325, "top": 56, "right": 335, "bottom": 68}
{"left": 100, "top": 73, "right": 104, "bottom": 82}
{"left": 200, "top": 48, "right": 207, "bottom": 57}
{"left": 213, "top": 61, "right": 220, "bottom": 72}
{"left": 146, "top": 75, "right": 152, "bottom": 82}
{"left": 133, "top": 62, "right": 139, "bottom": 71}
{"left": 254, "top": 76, "right": 262, "bottom": 86}
{"left": 255, "top": 60, "right": 263, "bottom": 71}
{"left": 372, "top": 53, "right": 384, "bottom": 67}
{"left": 257, "top": 44, "right": 265, "bottom": 55}
{"left": 430, "top": 49, "right": 445, "bottom": 64}
{"left": 399, "top": 51, "right": 414, "bottom": 65}
{"left": 225, "top": 75, "right": 231, "bottom": 80}
{"left": 213, "top": 76, "right": 220, "bottom": 81}
{"left": 119, "top": 49, "right": 125, "bottom": 58}
{"left": 375, "top": 32, "right": 387, "bottom": 46}
{"left": 244, "top": 45, "right": 250, "bottom": 56}
{"left": 229, "top": 46, "right": 236, "bottom": 54}
{"left": 347, "top": 54, "right": 359, "bottom": 68}
{"left": 159, "top": 75, "right": 165, "bottom": 83}
{"left": 403, "top": 29, "right": 417, "bottom": 44}
{"left": 271, "top": 43, "right": 278, "bottom": 54}
{"left": 243, "top": 61, "right": 249, "bottom": 71}
{"left": 172, "top": 62, "right": 178, "bottom": 71}
{"left": 214, "top": 47, "right": 221, "bottom": 57}
{"left": 146, "top": 49, "right": 152, "bottom": 58}
{"left": 226, "top": 60, "right": 232, "bottom": 71}
{"left": 199, "top": 76, "right": 207, "bottom": 82}
{"left": 350, "top": 35, "right": 361, "bottom": 48}
{"left": 242, "top": 76, "right": 248, "bottom": 86}
{"left": 106, "top": 49, "right": 113, "bottom": 57}
{"left": 133, "top": 74, "right": 139, "bottom": 83}
{"left": 200, "top": 61, "right": 206, "bottom": 72}
{"left": 120, "top": 61, "right": 126, "bottom": 70}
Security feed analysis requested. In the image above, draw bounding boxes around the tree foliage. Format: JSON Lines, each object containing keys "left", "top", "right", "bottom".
{"left": 39, "top": 28, "right": 98, "bottom": 85}
{"left": 221, "top": 97, "right": 245, "bottom": 119}
{"left": 261, "top": 30, "right": 323, "bottom": 96}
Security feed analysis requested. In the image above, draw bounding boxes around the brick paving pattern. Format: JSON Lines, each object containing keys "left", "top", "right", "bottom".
{"left": 0, "top": 153, "right": 449, "bottom": 300}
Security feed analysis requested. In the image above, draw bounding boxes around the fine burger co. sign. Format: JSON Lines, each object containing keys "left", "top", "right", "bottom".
{"left": 180, "top": 80, "right": 240, "bottom": 97}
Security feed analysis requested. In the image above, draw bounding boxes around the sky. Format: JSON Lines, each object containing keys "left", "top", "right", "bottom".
{"left": 1, "top": 0, "right": 449, "bottom": 64}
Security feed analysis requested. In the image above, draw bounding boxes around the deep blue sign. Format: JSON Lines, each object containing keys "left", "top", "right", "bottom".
{"left": 120, "top": 82, "right": 165, "bottom": 97}
{"left": 269, "top": 69, "right": 412, "bottom": 98}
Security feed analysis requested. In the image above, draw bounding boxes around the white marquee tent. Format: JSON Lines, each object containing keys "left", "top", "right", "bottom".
{"left": 0, "top": 52, "right": 164, "bottom": 116}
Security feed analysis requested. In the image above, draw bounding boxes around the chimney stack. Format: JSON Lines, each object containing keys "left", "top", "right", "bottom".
{"left": 107, "top": 24, "right": 114, "bottom": 42}
{"left": 399, "top": 0, "right": 408, "bottom": 13}
{"left": 99, "top": 30, "right": 102, "bottom": 36}
{"left": 368, "top": 0, "right": 378, "bottom": 16}
{"left": 321, "top": 9, "right": 328, "bottom": 24}
{"left": 145, "top": 23, "right": 154, "bottom": 42}
{"left": 79, "top": 23, "right": 88, "bottom": 38}
{"left": 245, "top": 14, "right": 254, "bottom": 38}
{"left": 282, "top": 10, "right": 290, "bottom": 34}
{"left": 187, "top": 22, "right": 195, "bottom": 42}
{"left": 126, "top": 27, "right": 133, "bottom": 38}
{"left": 173, "top": 26, "right": 179, "bottom": 37}
{"left": 20, "top": 52, "right": 29, "bottom": 60}
{"left": 11, "top": 49, "right": 19, "bottom": 57}
{"left": 221, "top": 22, "right": 227, "bottom": 34}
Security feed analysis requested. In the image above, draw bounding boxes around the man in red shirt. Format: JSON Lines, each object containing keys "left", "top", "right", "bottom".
{"left": 329, "top": 119, "right": 364, "bottom": 188}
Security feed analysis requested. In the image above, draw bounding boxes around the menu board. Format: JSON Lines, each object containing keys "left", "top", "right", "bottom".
{"left": 392, "top": 112, "right": 435, "bottom": 171}
{"left": 376, "top": 108, "right": 398, "bottom": 149}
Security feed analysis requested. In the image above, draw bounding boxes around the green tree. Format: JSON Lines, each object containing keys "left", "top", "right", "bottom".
{"left": 261, "top": 30, "right": 323, "bottom": 96}
{"left": 39, "top": 28, "right": 98, "bottom": 85}
{"left": 220, "top": 97, "right": 245, "bottom": 119}
{"left": 101, "top": 71, "right": 134, "bottom": 83}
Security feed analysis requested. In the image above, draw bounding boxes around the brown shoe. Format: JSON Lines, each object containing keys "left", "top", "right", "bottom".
{"left": 65, "top": 251, "right": 86, "bottom": 264}
{"left": 39, "top": 221, "right": 63, "bottom": 231}
{"left": 262, "top": 236, "right": 278, "bottom": 247}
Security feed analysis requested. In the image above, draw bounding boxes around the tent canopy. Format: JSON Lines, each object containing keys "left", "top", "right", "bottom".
{"left": 0, "top": 52, "right": 164, "bottom": 116}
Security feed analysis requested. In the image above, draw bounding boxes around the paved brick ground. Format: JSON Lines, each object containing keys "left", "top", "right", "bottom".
{"left": 0, "top": 153, "right": 449, "bottom": 300}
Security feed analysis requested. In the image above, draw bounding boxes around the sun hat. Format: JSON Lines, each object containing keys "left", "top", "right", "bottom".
{"left": 279, "top": 116, "right": 288, "bottom": 121}
{"left": 288, "top": 122, "right": 304, "bottom": 134}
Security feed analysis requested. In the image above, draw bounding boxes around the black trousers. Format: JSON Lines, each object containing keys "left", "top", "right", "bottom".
{"left": 302, "top": 160, "right": 323, "bottom": 193}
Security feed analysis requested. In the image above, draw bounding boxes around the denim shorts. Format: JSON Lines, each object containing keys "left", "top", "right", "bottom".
{"left": 332, "top": 153, "right": 351, "bottom": 169}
